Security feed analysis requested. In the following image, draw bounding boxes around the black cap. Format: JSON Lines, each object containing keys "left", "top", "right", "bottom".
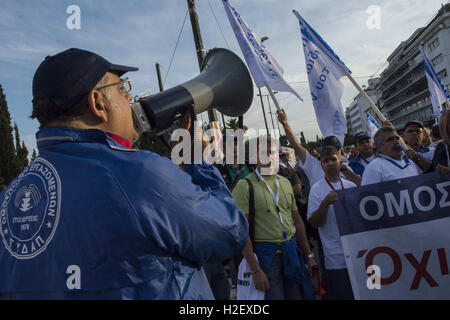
{"left": 322, "top": 136, "right": 342, "bottom": 149}
{"left": 354, "top": 132, "right": 371, "bottom": 144}
{"left": 403, "top": 120, "right": 424, "bottom": 131}
{"left": 32, "top": 48, "right": 138, "bottom": 124}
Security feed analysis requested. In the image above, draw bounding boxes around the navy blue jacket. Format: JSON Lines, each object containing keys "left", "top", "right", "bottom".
{"left": 0, "top": 128, "right": 248, "bottom": 299}
{"left": 348, "top": 155, "right": 365, "bottom": 177}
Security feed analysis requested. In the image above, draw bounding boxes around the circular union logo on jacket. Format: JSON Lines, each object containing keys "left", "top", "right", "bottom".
{"left": 0, "top": 157, "right": 61, "bottom": 259}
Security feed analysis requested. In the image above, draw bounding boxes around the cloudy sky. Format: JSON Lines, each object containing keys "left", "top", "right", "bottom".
{"left": 0, "top": 0, "right": 447, "bottom": 154}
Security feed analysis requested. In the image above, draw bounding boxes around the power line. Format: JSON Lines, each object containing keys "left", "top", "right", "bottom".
{"left": 206, "top": 0, "right": 230, "bottom": 49}
{"left": 164, "top": 9, "right": 189, "bottom": 86}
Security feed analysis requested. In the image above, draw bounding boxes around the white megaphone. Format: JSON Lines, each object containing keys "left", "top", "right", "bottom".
{"left": 131, "top": 48, "right": 254, "bottom": 135}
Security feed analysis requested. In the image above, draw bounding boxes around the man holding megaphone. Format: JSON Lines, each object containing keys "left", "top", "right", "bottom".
{"left": 0, "top": 48, "right": 250, "bottom": 300}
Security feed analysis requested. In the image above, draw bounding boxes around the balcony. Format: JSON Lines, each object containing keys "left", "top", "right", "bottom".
{"left": 382, "top": 72, "right": 426, "bottom": 104}
{"left": 381, "top": 58, "right": 423, "bottom": 95}
{"left": 383, "top": 87, "right": 428, "bottom": 114}
{"left": 389, "top": 100, "right": 431, "bottom": 122}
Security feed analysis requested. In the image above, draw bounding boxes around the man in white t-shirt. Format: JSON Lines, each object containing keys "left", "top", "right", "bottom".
{"left": 277, "top": 109, "right": 361, "bottom": 187}
{"left": 361, "top": 126, "right": 421, "bottom": 185}
{"left": 307, "top": 146, "right": 356, "bottom": 300}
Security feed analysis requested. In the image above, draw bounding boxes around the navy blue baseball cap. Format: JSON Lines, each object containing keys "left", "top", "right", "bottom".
{"left": 354, "top": 132, "right": 371, "bottom": 144}
{"left": 32, "top": 48, "right": 138, "bottom": 124}
{"left": 403, "top": 120, "right": 424, "bottom": 131}
{"left": 322, "top": 136, "right": 342, "bottom": 149}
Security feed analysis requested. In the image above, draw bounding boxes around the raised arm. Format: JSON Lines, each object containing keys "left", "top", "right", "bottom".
{"left": 277, "top": 109, "right": 307, "bottom": 164}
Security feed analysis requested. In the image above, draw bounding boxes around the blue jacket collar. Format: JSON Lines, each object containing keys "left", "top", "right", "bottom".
{"left": 36, "top": 127, "right": 130, "bottom": 151}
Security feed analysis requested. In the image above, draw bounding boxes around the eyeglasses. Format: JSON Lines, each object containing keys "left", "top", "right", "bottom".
{"left": 94, "top": 78, "right": 132, "bottom": 95}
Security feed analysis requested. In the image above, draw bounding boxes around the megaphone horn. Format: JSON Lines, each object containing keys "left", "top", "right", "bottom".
{"left": 131, "top": 48, "right": 254, "bottom": 135}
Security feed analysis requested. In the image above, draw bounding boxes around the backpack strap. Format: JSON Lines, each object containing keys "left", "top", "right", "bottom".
{"left": 244, "top": 177, "right": 255, "bottom": 248}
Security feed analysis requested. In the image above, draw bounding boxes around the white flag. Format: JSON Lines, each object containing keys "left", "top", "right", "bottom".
{"left": 222, "top": 0, "right": 302, "bottom": 100}
{"left": 366, "top": 112, "right": 380, "bottom": 139}
{"left": 419, "top": 46, "right": 450, "bottom": 123}
{"left": 293, "top": 10, "right": 351, "bottom": 144}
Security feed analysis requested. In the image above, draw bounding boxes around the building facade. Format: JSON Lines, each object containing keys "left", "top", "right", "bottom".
{"left": 345, "top": 77, "right": 382, "bottom": 137}
{"left": 346, "top": 4, "right": 450, "bottom": 134}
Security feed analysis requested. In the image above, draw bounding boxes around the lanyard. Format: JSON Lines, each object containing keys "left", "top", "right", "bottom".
{"left": 255, "top": 169, "right": 287, "bottom": 239}
{"left": 324, "top": 177, "right": 344, "bottom": 192}
{"left": 378, "top": 155, "right": 410, "bottom": 170}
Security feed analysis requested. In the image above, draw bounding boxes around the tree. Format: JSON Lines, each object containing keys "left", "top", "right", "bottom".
{"left": 133, "top": 134, "right": 171, "bottom": 158}
{"left": 0, "top": 84, "right": 19, "bottom": 188}
{"left": 344, "top": 133, "right": 355, "bottom": 146}
{"left": 31, "top": 149, "right": 38, "bottom": 161}
{"left": 225, "top": 118, "right": 239, "bottom": 130}
{"left": 300, "top": 131, "right": 306, "bottom": 145}
{"left": 14, "top": 122, "right": 29, "bottom": 171}
{"left": 20, "top": 141, "right": 29, "bottom": 169}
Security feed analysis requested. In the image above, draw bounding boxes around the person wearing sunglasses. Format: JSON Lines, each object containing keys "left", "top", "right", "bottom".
{"left": 361, "top": 126, "right": 421, "bottom": 185}
{"left": 0, "top": 48, "right": 248, "bottom": 300}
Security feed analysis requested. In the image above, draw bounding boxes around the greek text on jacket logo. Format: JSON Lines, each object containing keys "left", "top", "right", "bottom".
{"left": 0, "top": 158, "right": 61, "bottom": 259}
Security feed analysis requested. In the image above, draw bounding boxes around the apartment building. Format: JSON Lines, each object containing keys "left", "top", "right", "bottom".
{"left": 346, "top": 3, "right": 450, "bottom": 134}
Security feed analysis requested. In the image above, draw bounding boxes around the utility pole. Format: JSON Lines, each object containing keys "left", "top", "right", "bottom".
{"left": 155, "top": 63, "right": 164, "bottom": 92}
{"left": 266, "top": 95, "right": 276, "bottom": 132}
{"left": 187, "top": 0, "right": 218, "bottom": 123}
{"left": 257, "top": 89, "right": 270, "bottom": 136}
{"left": 266, "top": 94, "right": 281, "bottom": 134}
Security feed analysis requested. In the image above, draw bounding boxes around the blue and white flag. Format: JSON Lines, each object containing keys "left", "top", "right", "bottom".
{"left": 366, "top": 112, "right": 380, "bottom": 139}
{"left": 419, "top": 46, "right": 450, "bottom": 123}
{"left": 293, "top": 10, "right": 351, "bottom": 144}
{"left": 222, "top": 0, "right": 302, "bottom": 100}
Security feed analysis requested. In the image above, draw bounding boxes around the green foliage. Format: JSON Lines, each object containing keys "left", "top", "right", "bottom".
{"left": 31, "top": 149, "right": 38, "bottom": 161}
{"left": 344, "top": 133, "right": 355, "bottom": 146}
{"left": 14, "top": 122, "right": 29, "bottom": 171}
{"left": 133, "top": 133, "right": 171, "bottom": 158}
{"left": 0, "top": 85, "right": 32, "bottom": 192}
{"left": 0, "top": 84, "right": 20, "bottom": 189}
{"left": 300, "top": 131, "right": 306, "bottom": 144}
{"left": 225, "top": 118, "right": 239, "bottom": 130}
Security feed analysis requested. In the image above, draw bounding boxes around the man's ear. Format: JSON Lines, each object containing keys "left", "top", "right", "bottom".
{"left": 87, "top": 89, "right": 108, "bottom": 123}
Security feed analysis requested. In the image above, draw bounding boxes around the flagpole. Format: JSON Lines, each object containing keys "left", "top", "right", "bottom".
{"left": 267, "top": 85, "right": 287, "bottom": 139}
{"left": 345, "top": 72, "right": 410, "bottom": 150}
{"left": 266, "top": 86, "right": 281, "bottom": 112}
{"left": 345, "top": 72, "right": 387, "bottom": 122}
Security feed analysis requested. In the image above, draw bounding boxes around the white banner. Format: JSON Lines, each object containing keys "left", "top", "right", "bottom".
{"left": 222, "top": 0, "right": 302, "bottom": 100}
{"left": 419, "top": 45, "right": 450, "bottom": 123}
{"left": 334, "top": 173, "right": 450, "bottom": 299}
{"left": 293, "top": 10, "right": 351, "bottom": 144}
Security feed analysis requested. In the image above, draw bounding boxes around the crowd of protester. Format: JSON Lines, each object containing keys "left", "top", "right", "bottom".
{"left": 205, "top": 108, "right": 450, "bottom": 300}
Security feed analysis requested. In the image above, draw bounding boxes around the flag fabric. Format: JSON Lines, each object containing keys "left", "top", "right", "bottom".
{"left": 222, "top": 0, "right": 302, "bottom": 100}
{"left": 334, "top": 172, "right": 450, "bottom": 299}
{"left": 366, "top": 112, "right": 380, "bottom": 139}
{"left": 292, "top": 10, "right": 351, "bottom": 144}
{"left": 419, "top": 46, "right": 450, "bottom": 123}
